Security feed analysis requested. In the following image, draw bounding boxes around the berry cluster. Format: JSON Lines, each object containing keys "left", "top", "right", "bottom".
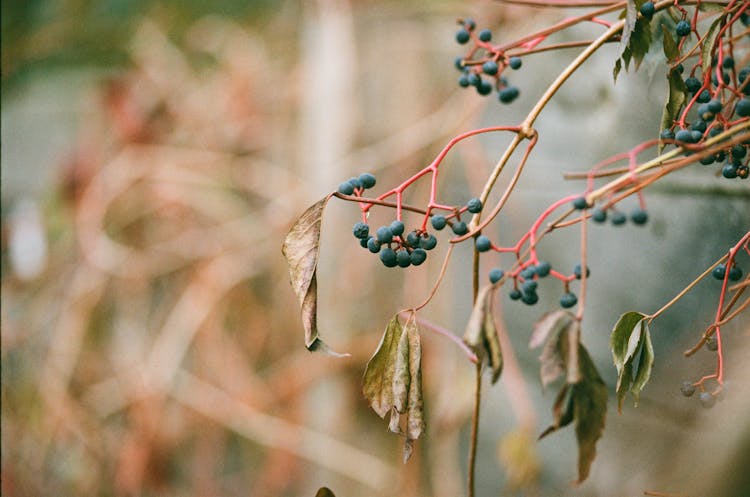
{"left": 571, "top": 195, "right": 649, "bottom": 227}
{"left": 711, "top": 262, "right": 744, "bottom": 282}
{"left": 658, "top": 13, "right": 750, "bottom": 181}
{"left": 679, "top": 380, "right": 716, "bottom": 409}
{"left": 486, "top": 260, "right": 585, "bottom": 310}
{"left": 454, "top": 19, "right": 521, "bottom": 105}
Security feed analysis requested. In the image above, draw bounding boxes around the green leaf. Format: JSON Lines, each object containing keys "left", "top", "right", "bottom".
{"left": 661, "top": 26, "right": 678, "bottom": 61}
{"left": 315, "top": 488, "right": 336, "bottom": 497}
{"left": 363, "top": 315, "right": 404, "bottom": 418}
{"left": 463, "top": 285, "right": 503, "bottom": 384}
{"left": 659, "top": 68, "right": 686, "bottom": 150}
{"left": 571, "top": 344, "right": 608, "bottom": 484}
{"left": 701, "top": 16, "right": 724, "bottom": 77}
{"left": 362, "top": 314, "right": 424, "bottom": 462}
{"left": 610, "top": 311, "right": 655, "bottom": 410}
{"left": 613, "top": 58, "right": 622, "bottom": 83}
{"left": 282, "top": 195, "right": 347, "bottom": 355}
{"left": 530, "top": 310, "right": 577, "bottom": 388}
{"left": 614, "top": 0, "right": 652, "bottom": 77}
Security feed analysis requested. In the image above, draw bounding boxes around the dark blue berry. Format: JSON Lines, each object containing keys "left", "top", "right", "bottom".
{"left": 697, "top": 104, "right": 714, "bottom": 122}
{"left": 458, "top": 73, "right": 471, "bottom": 88}
{"left": 522, "top": 280, "right": 538, "bottom": 293}
{"left": 464, "top": 18, "right": 476, "bottom": 31}
{"left": 690, "top": 130, "right": 704, "bottom": 143}
{"left": 731, "top": 145, "right": 747, "bottom": 160}
{"left": 660, "top": 129, "right": 675, "bottom": 140}
{"left": 675, "top": 129, "right": 694, "bottom": 143}
{"left": 700, "top": 155, "right": 715, "bottom": 165}
{"left": 467, "top": 198, "right": 483, "bottom": 213}
{"left": 676, "top": 20, "right": 691, "bottom": 37}
{"left": 736, "top": 99, "right": 750, "bottom": 117}
{"left": 456, "top": 29, "right": 471, "bottom": 44}
{"left": 680, "top": 381, "right": 696, "bottom": 397}
{"left": 572, "top": 196, "right": 589, "bottom": 210}
{"left": 611, "top": 211, "right": 627, "bottom": 226}
{"left": 476, "top": 235, "right": 492, "bottom": 252}
{"left": 420, "top": 234, "right": 438, "bottom": 250}
{"left": 509, "top": 288, "right": 522, "bottom": 300}
{"left": 684, "top": 77, "right": 701, "bottom": 93}
{"left": 699, "top": 391, "right": 715, "bottom": 409}
{"left": 640, "top": 1, "right": 655, "bottom": 19}
{"left": 353, "top": 222, "right": 370, "bottom": 239}
{"left": 431, "top": 215, "right": 447, "bottom": 230}
{"left": 489, "top": 268, "right": 504, "bottom": 284}
{"left": 478, "top": 29, "right": 492, "bottom": 42}
{"left": 707, "top": 99, "right": 723, "bottom": 114}
{"left": 454, "top": 56, "right": 465, "bottom": 71}
{"left": 348, "top": 177, "right": 362, "bottom": 189}
{"left": 520, "top": 266, "right": 536, "bottom": 279}
{"left": 498, "top": 86, "right": 520, "bottom": 104}
{"left": 739, "top": 67, "right": 750, "bottom": 84}
{"left": 508, "top": 57, "right": 522, "bottom": 70}
{"left": 535, "top": 261, "right": 551, "bottom": 277}
{"left": 406, "top": 230, "right": 420, "bottom": 247}
{"left": 560, "top": 292, "right": 578, "bottom": 308}
{"left": 722, "top": 163, "right": 738, "bottom": 178}
{"left": 592, "top": 208, "right": 607, "bottom": 223}
{"left": 713, "top": 264, "right": 726, "bottom": 280}
{"left": 410, "top": 248, "right": 427, "bottom": 266}
{"left": 631, "top": 208, "right": 648, "bottom": 225}
{"left": 359, "top": 173, "right": 376, "bottom": 189}
{"left": 728, "top": 265, "right": 743, "bottom": 281}
{"left": 521, "top": 290, "right": 539, "bottom": 306}
{"left": 396, "top": 249, "right": 411, "bottom": 268}
{"left": 711, "top": 72, "right": 730, "bottom": 86}
{"left": 389, "top": 220, "right": 405, "bottom": 237}
{"left": 696, "top": 90, "right": 710, "bottom": 104}
{"left": 376, "top": 226, "right": 393, "bottom": 244}
{"left": 482, "top": 60, "right": 499, "bottom": 76}
{"left": 360, "top": 237, "right": 369, "bottom": 248}
{"left": 380, "top": 248, "right": 397, "bottom": 267}
{"left": 452, "top": 221, "right": 469, "bottom": 235}
{"left": 476, "top": 80, "right": 493, "bottom": 96}
{"left": 338, "top": 182, "right": 355, "bottom": 195}
{"left": 573, "top": 264, "right": 590, "bottom": 279}
{"left": 367, "top": 237, "right": 381, "bottom": 253}
{"left": 467, "top": 72, "right": 481, "bottom": 87}
{"left": 691, "top": 120, "right": 707, "bottom": 133}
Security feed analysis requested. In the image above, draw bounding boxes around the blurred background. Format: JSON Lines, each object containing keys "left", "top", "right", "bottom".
{"left": 2, "top": 1, "right": 749, "bottom": 496}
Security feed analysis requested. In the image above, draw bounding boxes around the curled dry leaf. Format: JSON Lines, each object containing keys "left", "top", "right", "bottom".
{"left": 282, "top": 195, "right": 347, "bottom": 356}
{"left": 362, "top": 314, "right": 425, "bottom": 462}
{"left": 462, "top": 285, "right": 503, "bottom": 384}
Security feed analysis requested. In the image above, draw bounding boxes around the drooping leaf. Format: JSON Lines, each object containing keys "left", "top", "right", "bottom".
{"left": 701, "top": 16, "right": 724, "bottom": 77}
{"left": 538, "top": 342, "right": 607, "bottom": 484}
{"left": 659, "top": 68, "right": 686, "bottom": 151}
{"left": 315, "top": 488, "right": 336, "bottom": 497}
{"left": 463, "top": 285, "right": 503, "bottom": 384}
{"left": 571, "top": 344, "right": 608, "bottom": 484}
{"left": 362, "top": 314, "right": 424, "bottom": 462}
{"left": 539, "top": 383, "right": 574, "bottom": 439}
{"left": 530, "top": 310, "right": 577, "bottom": 388}
{"left": 614, "top": 0, "right": 652, "bottom": 78}
{"left": 363, "top": 315, "right": 404, "bottom": 418}
{"left": 282, "top": 195, "right": 346, "bottom": 355}
{"left": 610, "top": 311, "right": 655, "bottom": 410}
{"left": 618, "top": 0, "right": 639, "bottom": 61}
{"left": 613, "top": 58, "right": 623, "bottom": 83}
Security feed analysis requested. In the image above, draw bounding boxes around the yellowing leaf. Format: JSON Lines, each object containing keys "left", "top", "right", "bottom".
{"left": 282, "top": 195, "right": 346, "bottom": 355}
{"left": 463, "top": 285, "right": 503, "bottom": 384}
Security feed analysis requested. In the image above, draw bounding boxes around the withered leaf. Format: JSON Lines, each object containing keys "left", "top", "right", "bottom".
{"left": 572, "top": 344, "right": 607, "bottom": 484}
{"left": 538, "top": 339, "right": 607, "bottom": 484}
{"left": 463, "top": 285, "right": 503, "bottom": 384}
{"left": 531, "top": 310, "right": 577, "bottom": 388}
{"left": 282, "top": 195, "right": 346, "bottom": 355}
{"left": 362, "top": 314, "right": 425, "bottom": 462}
